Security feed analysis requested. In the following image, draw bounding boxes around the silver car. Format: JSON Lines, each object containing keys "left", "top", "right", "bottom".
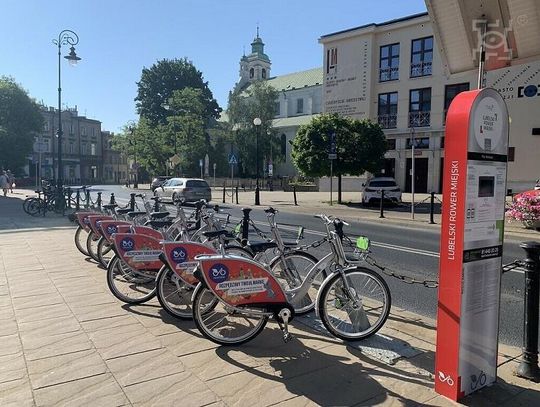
{"left": 154, "top": 178, "right": 212, "bottom": 203}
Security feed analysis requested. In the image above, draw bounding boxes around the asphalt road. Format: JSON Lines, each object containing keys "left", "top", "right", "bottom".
{"left": 92, "top": 184, "right": 532, "bottom": 347}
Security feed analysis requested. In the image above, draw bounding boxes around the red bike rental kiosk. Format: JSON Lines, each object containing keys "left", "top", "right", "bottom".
{"left": 435, "top": 88, "right": 509, "bottom": 401}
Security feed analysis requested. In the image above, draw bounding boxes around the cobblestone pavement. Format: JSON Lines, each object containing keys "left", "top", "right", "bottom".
{"left": 1, "top": 192, "right": 539, "bottom": 406}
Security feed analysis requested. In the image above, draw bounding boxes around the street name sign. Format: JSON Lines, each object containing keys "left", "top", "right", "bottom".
{"left": 435, "top": 88, "right": 509, "bottom": 401}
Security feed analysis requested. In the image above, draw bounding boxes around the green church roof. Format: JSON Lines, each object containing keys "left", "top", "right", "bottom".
{"left": 266, "top": 67, "right": 323, "bottom": 91}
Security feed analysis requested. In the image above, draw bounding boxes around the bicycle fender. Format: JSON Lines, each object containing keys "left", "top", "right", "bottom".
{"left": 161, "top": 241, "right": 216, "bottom": 286}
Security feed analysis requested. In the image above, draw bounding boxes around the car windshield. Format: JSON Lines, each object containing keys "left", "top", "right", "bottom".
{"left": 369, "top": 180, "right": 397, "bottom": 188}
{"left": 186, "top": 180, "right": 209, "bottom": 188}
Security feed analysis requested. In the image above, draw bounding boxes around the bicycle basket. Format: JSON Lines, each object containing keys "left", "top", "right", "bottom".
{"left": 343, "top": 235, "right": 371, "bottom": 261}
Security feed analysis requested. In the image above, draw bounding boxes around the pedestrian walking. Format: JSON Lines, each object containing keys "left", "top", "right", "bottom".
{"left": 6, "top": 170, "right": 15, "bottom": 193}
{"left": 0, "top": 170, "right": 9, "bottom": 196}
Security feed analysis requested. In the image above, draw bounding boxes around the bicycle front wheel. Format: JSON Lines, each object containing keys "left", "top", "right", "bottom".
{"left": 74, "top": 225, "right": 89, "bottom": 256}
{"left": 156, "top": 265, "right": 194, "bottom": 319}
{"left": 106, "top": 255, "right": 157, "bottom": 304}
{"left": 97, "top": 237, "right": 114, "bottom": 268}
{"left": 192, "top": 286, "right": 268, "bottom": 346}
{"left": 318, "top": 267, "right": 391, "bottom": 341}
{"left": 86, "top": 231, "right": 101, "bottom": 262}
{"left": 270, "top": 250, "right": 320, "bottom": 315}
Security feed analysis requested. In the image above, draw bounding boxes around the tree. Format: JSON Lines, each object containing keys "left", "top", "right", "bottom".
{"left": 291, "top": 113, "right": 387, "bottom": 203}
{"left": 135, "top": 58, "right": 221, "bottom": 126}
{"left": 226, "top": 81, "right": 281, "bottom": 177}
{"left": 0, "top": 77, "right": 43, "bottom": 175}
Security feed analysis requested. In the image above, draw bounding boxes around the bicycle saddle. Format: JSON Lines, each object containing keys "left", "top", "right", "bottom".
{"left": 103, "top": 204, "right": 118, "bottom": 210}
{"left": 249, "top": 241, "right": 278, "bottom": 253}
{"left": 202, "top": 230, "right": 233, "bottom": 240}
{"left": 150, "top": 211, "right": 170, "bottom": 219}
{"left": 116, "top": 208, "right": 132, "bottom": 215}
{"left": 264, "top": 207, "right": 278, "bottom": 214}
{"left": 127, "top": 211, "right": 147, "bottom": 218}
{"left": 146, "top": 219, "right": 173, "bottom": 229}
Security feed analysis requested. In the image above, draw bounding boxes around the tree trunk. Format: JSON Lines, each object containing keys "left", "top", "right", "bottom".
{"left": 338, "top": 173, "right": 342, "bottom": 204}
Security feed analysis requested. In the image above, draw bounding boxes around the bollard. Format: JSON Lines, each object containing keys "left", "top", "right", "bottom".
{"left": 66, "top": 187, "right": 72, "bottom": 209}
{"left": 129, "top": 193, "right": 136, "bottom": 211}
{"left": 516, "top": 242, "right": 540, "bottom": 381}
{"left": 235, "top": 186, "right": 239, "bottom": 205}
{"left": 75, "top": 189, "right": 81, "bottom": 210}
{"left": 379, "top": 190, "right": 385, "bottom": 218}
{"left": 222, "top": 183, "right": 226, "bottom": 204}
{"left": 241, "top": 208, "right": 251, "bottom": 246}
{"left": 429, "top": 192, "right": 436, "bottom": 224}
{"left": 109, "top": 193, "right": 116, "bottom": 205}
{"left": 293, "top": 185, "right": 298, "bottom": 206}
{"left": 97, "top": 192, "right": 102, "bottom": 210}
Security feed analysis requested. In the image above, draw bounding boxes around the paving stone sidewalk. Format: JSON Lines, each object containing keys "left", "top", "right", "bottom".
{"left": 1, "top": 193, "right": 539, "bottom": 406}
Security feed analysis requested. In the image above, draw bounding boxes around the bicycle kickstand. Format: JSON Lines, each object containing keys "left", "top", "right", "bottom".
{"left": 277, "top": 308, "right": 293, "bottom": 343}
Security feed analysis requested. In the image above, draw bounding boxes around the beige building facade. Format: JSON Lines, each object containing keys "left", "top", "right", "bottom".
{"left": 320, "top": 12, "right": 540, "bottom": 193}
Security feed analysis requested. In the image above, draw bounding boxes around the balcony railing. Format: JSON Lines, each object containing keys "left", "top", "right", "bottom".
{"left": 379, "top": 67, "right": 399, "bottom": 82}
{"left": 378, "top": 114, "right": 397, "bottom": 129}
{"left": 408, "top": 111, "right": 431, "bottom": 127}
{"left": 410, "top": 61, "right": 432, "bottom": 77}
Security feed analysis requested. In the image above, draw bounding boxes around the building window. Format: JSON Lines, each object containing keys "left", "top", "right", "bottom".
{"left": 281, "top": 134, "right": 287, "bottom": 161}
{"left": 69, "top": 141, "right": 74, "bottom": 154}
{"left": 409, "top": 88, "right": 431, "bottom": 127}
{"left": 262, "top": 68, "right": 267, "bottom": 79}
{"left": 444, "top": 82, "right": 470, "bottom": 122}
{"left": 274, "top": 102, "right": 280, "bottom": 117}
{"left": 386, "top": 139, "right": 396, "bottom": 150}
{"left": 377, "top": 92, "right": 398, "bottom": 129}
{"left": 508, "top": 146, "right": 515, "bottom": 161}
{"left": 43, "top": 121, "right": 49, "bottom": 131}
{"left": 411, "top": 36, "right": 433, "bottom": 77}
{"left": 406, "top": 137, "right": 430, "bottom": 149}
{"left": 81, "top": 126, "right": 86, "bottom": 136}
{"left": 81, "top": 143, "right": 87, "bottom": 155}
{"left": 91, "top": 128, "right": 95, "bottom": 137}
{"left": 91, "top": 143, "right": 96, "bottom": 156}
{"left": 70, "top": 123, "right": 74, "bottom": 134}
{"left": 249, "top": 68, "right": 254, "bottom": 78}
{"left": 379, "top": 43, "right": 399, "bottom": 82}
{"left": 296, "top": 98, "right": 304, "bottom": 114}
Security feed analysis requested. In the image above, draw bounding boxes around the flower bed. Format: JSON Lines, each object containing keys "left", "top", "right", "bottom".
{"left": 506, "top": 191, "right": 540, "bottom": 230}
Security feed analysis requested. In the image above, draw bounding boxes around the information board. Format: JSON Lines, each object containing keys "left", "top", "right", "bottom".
{"left": 435, "top": 88, "right": 509, "bottom": 401}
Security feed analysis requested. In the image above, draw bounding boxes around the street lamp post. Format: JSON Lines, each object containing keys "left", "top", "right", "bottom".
{"left": 128, "top": 124, "right": 138, "bottom": 188}
{"left": 52, "top": 30, "right": 81, "bottom": 188}
{"left": 410, "top": 126, "right": 416, "bottom": 220}
{"left": 253, "top": 117, "right": 262, "bottom": 205}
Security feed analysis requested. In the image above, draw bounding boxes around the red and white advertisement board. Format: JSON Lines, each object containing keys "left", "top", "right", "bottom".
{"left": 435, "top": 88, "right": 509, "bottom": 401}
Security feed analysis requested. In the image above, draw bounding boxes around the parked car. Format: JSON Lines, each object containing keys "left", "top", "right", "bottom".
{"left": 362, "top": 177, "right": 402, "bottom": 205}
{"left": 154, "top": 178, "right": 212, "bottom": 203}
{"left": 150, "top": 176, "right": 172, "bottom": 192}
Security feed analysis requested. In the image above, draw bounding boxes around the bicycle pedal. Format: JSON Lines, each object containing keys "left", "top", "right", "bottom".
{"left": 282, "top": 332, "right": 293, "bottom": 343}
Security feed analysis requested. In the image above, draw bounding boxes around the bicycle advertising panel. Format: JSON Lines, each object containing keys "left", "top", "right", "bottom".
{"left": 98, "top": 220, "right": 132, "bottom": 243}
{"left": 198, "top": 256, "right": 287, "bottom": 306}
{"left": 86, "top": 215, "right": 114, "bottom": 235}
{"left": 435, "top": 88, "right": 509, "bottom": 401}
{"left": 162, "top": 242, "right": 216, "bottom": 286}
{"left": 76, "top": 212, "right": 100, "bottom": 232}
{"left": 112, "top": 233, "right": 163, "bottom": 271}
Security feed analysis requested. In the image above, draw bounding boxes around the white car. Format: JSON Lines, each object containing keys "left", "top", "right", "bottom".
{"left": 362, "top": 177, "right": 402, "bottom": 206}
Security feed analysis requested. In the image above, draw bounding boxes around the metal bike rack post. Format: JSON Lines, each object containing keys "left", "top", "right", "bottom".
{"left": 66, "top": 187, "right": 71, "bottom": 209}
{"left": 241, "top": 207, "right": 251, "bottom": 246}
{"left": 97, "top": 192, "right": 102, "bottom": 210}
{"left": 129, "top": 193, "right": 136, "bottom": 211}
{"left": 75, "top": 189, "right": 80, "bottom": 210}
{"left": 222, "top": 182, "right": 226, "bottom": 204}
{"left": 195, "top": 200, "right": 203, "bottom": 229}
{"left": 429, "top": 192, "right": 436, "bottom": 224}
{"left": 516, "top": 241, "right": 540, "bottom": 381}
{"left": 85, "top": 190, "right": 90, "bottom": 208}
{"left": 235, "top": 186, "right": 239, "bottom": 205}
{"left": 379, "top": 190, "right": 385, "bottom": 218}
{"left": 293, "top": 185, "right": 298, "bottom": 206}
{"left": 109, "top": 193, "right": 116, "bottom": 205}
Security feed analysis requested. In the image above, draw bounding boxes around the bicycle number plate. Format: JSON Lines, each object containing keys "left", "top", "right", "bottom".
{"left": 356, "top": 236, "right": 370, "bottom": 251}
{"left": 234, "top": 223, "right": 242, "bottom": 235}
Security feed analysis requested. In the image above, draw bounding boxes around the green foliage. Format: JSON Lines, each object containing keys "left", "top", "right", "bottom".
{"left": 291, "top": 113, "right": 387, "bottom": 177}
{"left": 0, "top": 77, "right": 43, "bottom": 175}
{"left": 226, "top": 81, "right": 281, "bottom": 176}
{"left": 135, "top": 58, "right": 221, "bottom": 126}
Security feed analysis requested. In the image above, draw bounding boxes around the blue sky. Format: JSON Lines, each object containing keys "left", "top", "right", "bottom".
{"left": 1, "top": 0, "right": 426, "bottom": 133}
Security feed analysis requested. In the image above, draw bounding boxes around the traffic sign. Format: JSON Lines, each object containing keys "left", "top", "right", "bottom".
{"left": 228, "top": 153, "right": 238, "bottom": 165}
{"left": 169, "top": 154, "right": 181, "bottom": 166}
{"left": 328, "top": 153, "right": 337, "bottom": 160}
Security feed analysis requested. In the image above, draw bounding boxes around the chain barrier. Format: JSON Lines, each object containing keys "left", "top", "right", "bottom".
{"left": 502, "top": 259, "right": 525, "bottom": 274}
{"left": 296, "top": 237, "right": 328, "bottom": 251}
{"left": 367, "top": 257, "right": 440, "bottom": 288}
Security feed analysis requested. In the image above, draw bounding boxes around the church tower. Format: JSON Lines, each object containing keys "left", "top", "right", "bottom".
{"left": 237, "top": 27, "right": 271, "bottom": 90}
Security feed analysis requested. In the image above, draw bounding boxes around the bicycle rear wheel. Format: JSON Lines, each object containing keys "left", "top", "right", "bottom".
{"left": 74, "top": 225, "right": 89, "bottom": 256}
{"left": 192, "top": 286, "right": 268, "bottom": 345}
{"left": 270, "top": 250, "right": 320, "bottom": 315}
{"left": 25, "top": 198, "right": 44, "bottom": 216}
{"left": 106, "top": 255, "right": 157, "bottom": 304}
{"left": 86, "top": 231, "right": 100, "bottom": 262}
{"left": 317, "top": 267, "right": 391, "bottom": 341}
{"left": 156, "top": 266, "right": 194, "bottom": 319}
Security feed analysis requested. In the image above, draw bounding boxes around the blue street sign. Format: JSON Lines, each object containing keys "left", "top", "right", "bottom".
{"left": 228, "top": 153, "right": 238, "bottom": 165}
